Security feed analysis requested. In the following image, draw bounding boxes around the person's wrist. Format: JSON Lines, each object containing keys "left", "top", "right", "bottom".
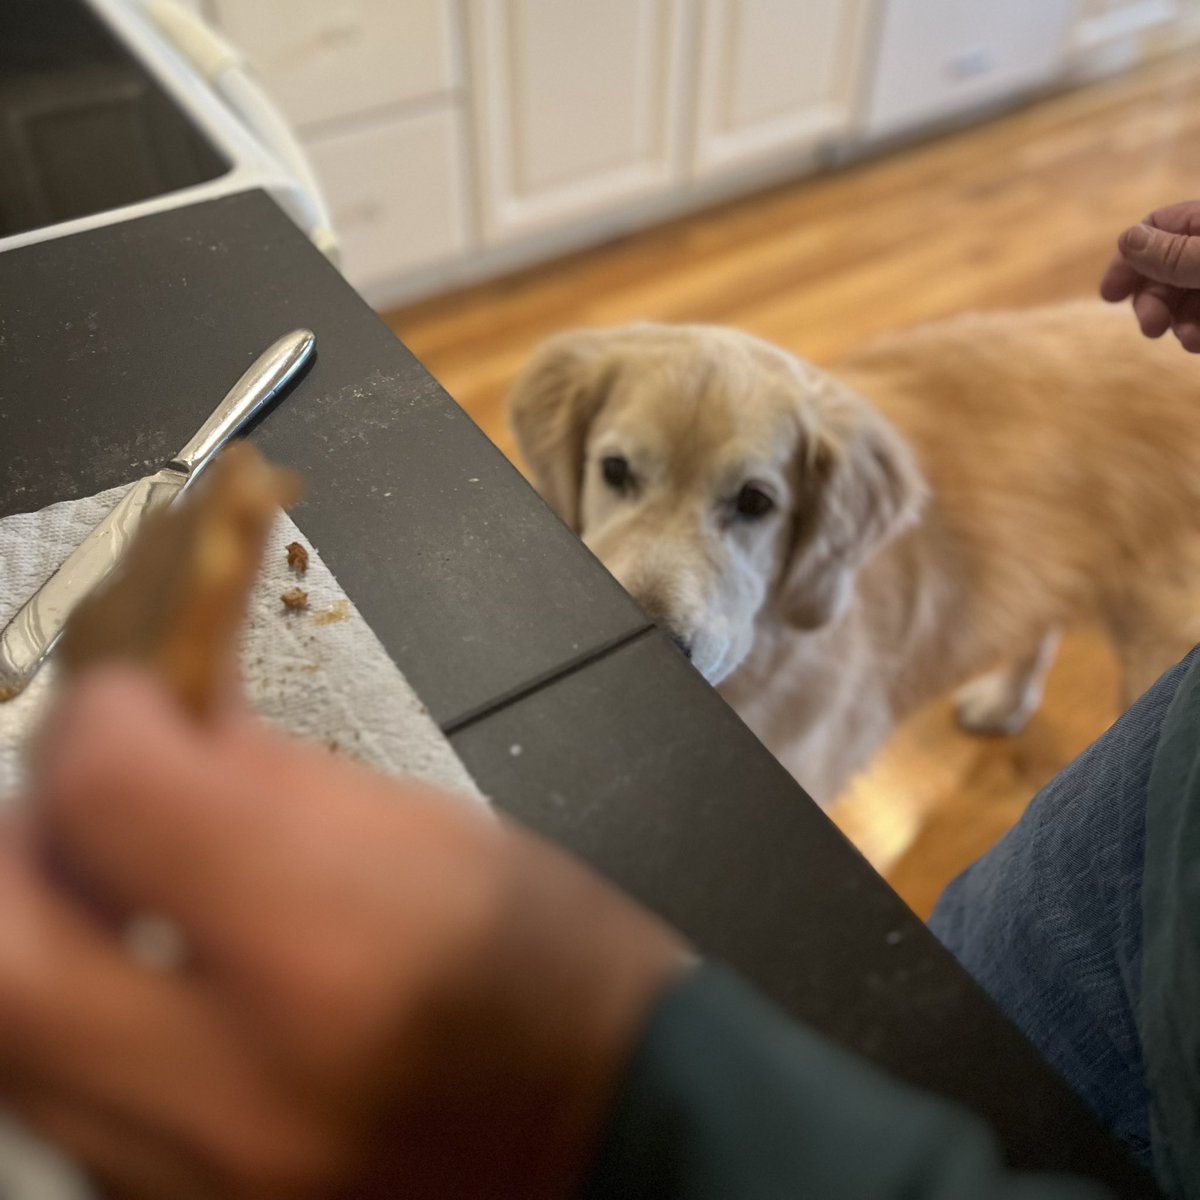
{"left": 364, "top": 822, "right": 688, "bottom": 1200}
{"left": 493, "top": 825, "right": 689, "bottom": 1199}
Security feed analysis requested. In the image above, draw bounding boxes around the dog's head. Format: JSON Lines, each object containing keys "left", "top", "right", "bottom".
{"left": 509, "top": 325, "right": 926, "bottom": 683}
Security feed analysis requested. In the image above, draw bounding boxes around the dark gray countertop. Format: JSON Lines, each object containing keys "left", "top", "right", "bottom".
{"left": 0, "top": 190, "right": 1160, "bottom": 1197}
{"left": 0, "top": 191, "right": 649, "bottom": 730}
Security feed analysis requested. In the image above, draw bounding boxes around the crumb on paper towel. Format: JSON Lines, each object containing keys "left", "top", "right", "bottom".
{"left": 285, "top": 541, "right": 309, "bottom": 573}
{"left": 312, "top": 598, "right": 350, "bottom": 626}
{"left": 281, "top": 588, "right": 309, "bottom": 611}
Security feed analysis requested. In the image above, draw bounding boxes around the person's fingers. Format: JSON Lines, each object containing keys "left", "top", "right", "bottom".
{"left": 1102, "top": 202, "right": 1200, "bottom": 307}
{"left": 1140, "top": 199, "right": 1200, "bottom": 237}
{"left": 12, "top": 1076, "right": 354, "bottom": 1200}
{"left": 0, "top": 840, "right": 350, "bottom": 1190}
{"left": 1118, "top": 222, "right": 1200, "bottom": 288}
{"left": 0, "top": 810, "right": 36, "bottom": 860}
{"left": 1099, "top": 254, "right": 1141, "bottom": 302}
{"left": 33, "top": 672, "right": 213, "bottom": 929}
{"left": 8, "top": 1088, "right": 219, "bottom": 1200}
{"left": 0, "top": 838, "right": 171, "bottom": 1076}
{"left": 1171, "top": 289, "right": 1200, "bottom": 353}
{"left": 0, "top": 839, "right": 214, "bottom": 1110}
{"left": 30, "top": 668, "right": 292, "bottom": 940}
{"left": 0, "top": 844, "right": 202, "bottom": 1117}
{"left": 31, "top": 663, "right": 511, "bottom": 1105}
{"left": 1132, "top": 285, "right": 1176, "bottom": 338}
{"left": 32, "top": 668, "right": 493, "bottom": 987}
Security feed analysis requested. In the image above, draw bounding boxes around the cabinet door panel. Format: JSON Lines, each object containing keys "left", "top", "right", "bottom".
{"left": 469, "top": 0, "right": 686, "bottom": 244}
{"left": 694, "top": 0, "right": 867, "bottom": 175}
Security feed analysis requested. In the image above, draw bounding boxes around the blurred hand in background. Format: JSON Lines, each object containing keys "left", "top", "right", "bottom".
{"left": 1101, "top": 199, "right": 1200, "bottom": 351}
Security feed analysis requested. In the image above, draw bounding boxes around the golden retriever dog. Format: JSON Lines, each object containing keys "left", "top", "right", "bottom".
{"left": 508, "top": 302, "right": 1200, "bottom": 803}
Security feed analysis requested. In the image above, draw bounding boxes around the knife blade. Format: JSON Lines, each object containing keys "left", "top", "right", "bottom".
{"left": 0, "top": 329, "right": 316, "bottom": 699}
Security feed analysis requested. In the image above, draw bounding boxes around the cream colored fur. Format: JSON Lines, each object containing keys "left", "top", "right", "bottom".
{"left": 509, "top": 303, "right": 1200, "bottom": 803}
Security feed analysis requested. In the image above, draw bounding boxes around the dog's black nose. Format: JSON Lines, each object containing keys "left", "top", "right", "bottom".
{"left": 672, "top": 635, "right": 694, "bottom": 661}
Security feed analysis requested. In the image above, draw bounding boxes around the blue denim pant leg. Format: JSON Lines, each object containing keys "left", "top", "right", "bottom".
{"left": 927, "top": 648, "right": 1200, "bottom": 1169}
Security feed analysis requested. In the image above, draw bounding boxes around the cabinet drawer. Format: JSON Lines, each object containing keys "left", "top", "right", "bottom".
{"left": 211, "top": 0, "right": 457, "bottom": 128}
{"left": 305, "top": 108, "right": 469, "bottom": 293}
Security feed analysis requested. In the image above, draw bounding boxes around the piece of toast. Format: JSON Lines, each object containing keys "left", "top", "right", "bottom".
{"left": 60, "top": 442, "right": 302, "bottom": 721}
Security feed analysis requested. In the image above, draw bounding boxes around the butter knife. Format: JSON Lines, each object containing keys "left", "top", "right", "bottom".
{"left": 0, "top": 329, "right": 316, "bottom": 699}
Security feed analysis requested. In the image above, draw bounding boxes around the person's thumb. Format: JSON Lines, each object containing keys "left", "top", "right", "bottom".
{"left": 1119, "top": 223, "right": 1200, "bottom": 288}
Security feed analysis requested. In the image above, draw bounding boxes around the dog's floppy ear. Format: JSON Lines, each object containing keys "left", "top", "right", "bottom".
{"left": 780, "top": 375, "right": 927, "bottom": 629}
{"left": 508, "top": 329, "right": 621, "bottom": 531}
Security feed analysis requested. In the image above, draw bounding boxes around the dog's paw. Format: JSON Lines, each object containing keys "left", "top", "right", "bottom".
{"left": 954, "top": 671, "right": 1040, "bottom": 737}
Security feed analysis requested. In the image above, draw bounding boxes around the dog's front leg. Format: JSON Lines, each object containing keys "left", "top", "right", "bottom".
{"left": 954, "top": 630, "right": 1062, "bottom": 737}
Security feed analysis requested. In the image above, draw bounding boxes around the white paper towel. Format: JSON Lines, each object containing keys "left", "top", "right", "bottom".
{"left": 0, "top": 483, "right": 482, "bottom": 802}
{"left": 0, "top": 483, "right": 484, "bottom": 1198}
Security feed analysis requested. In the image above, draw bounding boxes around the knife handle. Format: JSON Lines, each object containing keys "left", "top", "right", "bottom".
{"left": 168, "top": 329, "right": 316, "bottom": 476}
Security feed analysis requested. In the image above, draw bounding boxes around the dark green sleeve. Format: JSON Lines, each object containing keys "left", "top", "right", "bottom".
{"left": 584, "top": 964, "right": 1111, "bottom": 1200}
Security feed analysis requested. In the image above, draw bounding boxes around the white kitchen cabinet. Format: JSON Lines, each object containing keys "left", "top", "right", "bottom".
{"left": 304, "top": 108, "right": 469, "bottom": 292}
{"left": 862, "top": 0, "right": 1078, "bottom": 140}
{"left": 467, "top": 0, "right": 688, "bottom": 246}
{"left": 692, "top": 0, "right": 869, "bottom": 176}
{"left": 210, "top": 0, "right": 457, "bottom": 130}
{"left": 190, "top": 0, "right": 1186, "bottom": 301}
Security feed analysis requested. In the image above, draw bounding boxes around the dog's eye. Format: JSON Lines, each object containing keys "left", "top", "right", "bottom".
{"left": 734, "top": 485, "right": 775, "bottom": 519}
{"left": 601, "top": 455, "right": 632, "bottom": 491}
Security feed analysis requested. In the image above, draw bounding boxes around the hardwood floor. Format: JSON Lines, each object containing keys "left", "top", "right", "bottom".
{"left": 385, "top": 49, "right": 1200, "bottom": 917}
